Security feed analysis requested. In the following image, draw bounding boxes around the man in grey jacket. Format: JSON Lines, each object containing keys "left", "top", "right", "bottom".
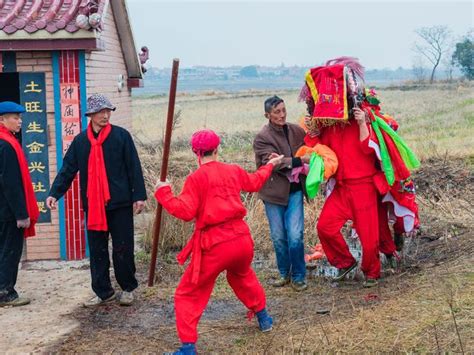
{"left": 253, "top": 96, "right": 309, "bottom": 291}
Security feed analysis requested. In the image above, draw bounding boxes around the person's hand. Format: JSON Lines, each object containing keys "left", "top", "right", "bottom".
{"left": 17, "top": 218, "right": 30, "bottom": 229}
{"left": 133, "top": 200, "right": 146, "bottom": 215}
{"left": 46, "top": 196, "right": 57, "bottom": 210}
{"left": 353, "top": 108, "right": 369, "bottom": 125}
{"left": 267, "top": 154, "right": 284, "bottom": 166}
{"left": 155, "top": 179, "right": 170, "bottom": 191}
{"left": 300, "top": 154, "right": 311, "bottom": 164}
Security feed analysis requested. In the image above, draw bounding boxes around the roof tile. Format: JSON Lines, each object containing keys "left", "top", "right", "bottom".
{"left": 0, "top": 0, "right": 106, "bottom": 35}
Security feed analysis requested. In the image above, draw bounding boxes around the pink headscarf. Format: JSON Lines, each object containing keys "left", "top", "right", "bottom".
{"left": 190, "top": 129, "right": 221, "bottom": 157}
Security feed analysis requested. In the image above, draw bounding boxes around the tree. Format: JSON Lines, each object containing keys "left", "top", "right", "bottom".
{"left": 452, "top": 31, "right": 474, "bottom": 80}
{"left": 413, "top": 25, "right": 452, "bottom": 83}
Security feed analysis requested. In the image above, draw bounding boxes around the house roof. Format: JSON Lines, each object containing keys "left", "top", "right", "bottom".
{"left": 0, "top": 0, "right": 143, "bottom": 79}
{"left": 0, "top": 0, "right": 106, "bottom": 35}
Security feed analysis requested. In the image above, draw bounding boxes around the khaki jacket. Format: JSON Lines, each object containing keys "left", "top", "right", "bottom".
{"left": 253, "top": 122, "right": 306, "bottom": 205}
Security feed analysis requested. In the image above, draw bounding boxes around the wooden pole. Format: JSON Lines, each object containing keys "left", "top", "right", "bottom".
{"left": 148, "top": 58, "right": 179, "bottom": 286}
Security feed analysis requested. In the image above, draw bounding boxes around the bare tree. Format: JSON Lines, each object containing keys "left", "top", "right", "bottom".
{"left": 414, "top": 25, "right": 452, "bottom": 83}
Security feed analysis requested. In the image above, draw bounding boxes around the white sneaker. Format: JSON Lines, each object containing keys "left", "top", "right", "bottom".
{"left": 0, "top": 296, "right": 31, "bottom": 307}
{"left": 118, "top": 291, "right": 134, "bottom": 306}
{"left": 83, "top": 293, "right": 115, "bottom": 308}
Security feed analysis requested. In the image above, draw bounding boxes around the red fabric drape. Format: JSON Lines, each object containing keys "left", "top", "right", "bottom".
{"left": 306, "top": 64, "right": 348, "bottom": 121}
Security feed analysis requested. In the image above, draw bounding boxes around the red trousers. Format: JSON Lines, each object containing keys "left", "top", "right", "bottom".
{"left": 175, "top": 235, "right": 266, "bottom": 343}
{"left": 317, "top": 179, "right": 381, "bottom": 279}
{"left": 378, "top": 201, "right": 397, "bottom": 255}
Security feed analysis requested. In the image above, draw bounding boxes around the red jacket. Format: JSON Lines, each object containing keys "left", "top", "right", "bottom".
{"left": 155, "top": 161, "right": 273, "bottom": 283}
{"left": 305, "top": 120, "right": 377, "bottom": 182}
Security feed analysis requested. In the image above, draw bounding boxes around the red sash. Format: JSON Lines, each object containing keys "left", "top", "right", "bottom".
{"left": 86, "top": 123, "right": 111, "bottom": 231}
{"left": 0, "top": 125, "right": 39, "bottom": 237}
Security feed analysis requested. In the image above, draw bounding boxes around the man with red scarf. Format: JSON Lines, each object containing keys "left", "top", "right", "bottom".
{"left": 155, "top": 129, "right": 281, "bottom": 355}
{"left": 46, "top": 94, "right": 146, "bottom": 307}
{"left": 0, "top": 101, "right": 39, "bottom": 307}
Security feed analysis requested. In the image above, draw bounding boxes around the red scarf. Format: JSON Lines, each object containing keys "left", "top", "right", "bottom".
{"left": 86, "top": 123, "right": 112, "bottom": 231}
{"left": 0, "top": 125, "right": 39, "bottom": 237}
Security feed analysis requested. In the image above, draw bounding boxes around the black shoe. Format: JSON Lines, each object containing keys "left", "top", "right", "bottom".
{"left": 332, "top": 262, "right": 357, "bottom": 282}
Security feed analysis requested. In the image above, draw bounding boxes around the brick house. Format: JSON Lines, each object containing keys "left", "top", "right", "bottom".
{"left": 0, "top": 0, "right": 147, "bottom": 260}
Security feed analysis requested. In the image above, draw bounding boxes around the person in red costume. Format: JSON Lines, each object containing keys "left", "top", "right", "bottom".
{"left": 307, "top": 108, "right": 382, "bottom": 287}
{"left": 155, "top": 129, "right": 283, "bottom": 355}
{"left": 301, "top": 58, "right": 385, "bottom": 288}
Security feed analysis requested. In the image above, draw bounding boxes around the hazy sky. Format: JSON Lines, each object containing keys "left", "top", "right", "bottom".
{"left": 127, "top": 0, "right": 473, "bottom": 69}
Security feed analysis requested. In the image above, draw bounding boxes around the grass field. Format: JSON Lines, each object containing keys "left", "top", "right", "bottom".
{"left": 133, "top": 82, "right": 474, "bottom": 159}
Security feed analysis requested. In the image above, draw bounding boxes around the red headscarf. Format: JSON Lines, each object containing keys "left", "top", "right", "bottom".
{"left": 190, "top": 129, "right": 220, "bottom": 164}
{"left": 0, "top": 124, "right": 39, "bottom": 237}
{"left": 86, "top": 123, "right": 112, "bottom": 231}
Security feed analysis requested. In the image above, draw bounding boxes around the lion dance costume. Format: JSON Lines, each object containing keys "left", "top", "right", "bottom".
{"left": 299, "top": 57, "right": 420, "bottom": 281}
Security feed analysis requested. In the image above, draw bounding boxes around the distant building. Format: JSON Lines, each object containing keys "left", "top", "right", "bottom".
{"left": 0, "top": 0, "right": 147, "bottom": 261}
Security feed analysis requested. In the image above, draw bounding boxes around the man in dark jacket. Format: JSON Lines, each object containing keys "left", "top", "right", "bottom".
{"left": 0, "top": 101, "right": 38, "bottom": 307}
{"left": 253, "top": 96, "right": 309, "bottom": 291}
{"left": 46, "top": 94, "right": 146, "bottom": 307}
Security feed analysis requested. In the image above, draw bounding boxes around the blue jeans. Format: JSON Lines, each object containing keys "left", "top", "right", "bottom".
{"left": 264, "top": 191, "right": 305, "bottom": 282}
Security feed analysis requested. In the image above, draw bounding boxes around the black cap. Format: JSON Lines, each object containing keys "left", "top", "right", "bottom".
{"left": 264, "top": 95, "right": 284, "bottom": 113}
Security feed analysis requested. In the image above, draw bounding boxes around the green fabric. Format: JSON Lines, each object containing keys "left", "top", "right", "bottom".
{"left": 373, "top": 113, "right": 420, "bottom": 170}
{"left": 306, "top": 153, "right": 324, "bottom": 199}
{"left": 371, "top": 118, "right": 395, "bottom": 186}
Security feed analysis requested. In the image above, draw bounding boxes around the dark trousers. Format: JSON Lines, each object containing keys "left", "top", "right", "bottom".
{"left": 0, "top": 221, "right": 23, "bottom": 302}
{"left": 87, "top": 206, "right": 138, "bottom": 300}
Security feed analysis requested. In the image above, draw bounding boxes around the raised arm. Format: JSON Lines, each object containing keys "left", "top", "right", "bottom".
{"left": 239, "top": 153, "right": 283, "bottom": 192}
{"left": 238, "top": 164, "right": 273, "bottom": 193}
{"left": 154, "top": 175, "right": 200, "bottom": 222}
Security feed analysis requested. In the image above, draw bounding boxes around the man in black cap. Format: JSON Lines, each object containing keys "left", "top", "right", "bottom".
{"left": 46, "top": 94, "right": 147, "bottom": 307}
{"left": 0, "top": 101, "right": 39, "bottom": 307}
{"left": 253, "top": 96, "right": 309, "bottom": 292}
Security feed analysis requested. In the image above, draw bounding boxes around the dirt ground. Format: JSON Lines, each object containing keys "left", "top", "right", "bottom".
{"left": 0, "top": 260, "right": 90, "bottom": 353}
{"left": 1, "top": 158, "right": 473, "bottom": 354}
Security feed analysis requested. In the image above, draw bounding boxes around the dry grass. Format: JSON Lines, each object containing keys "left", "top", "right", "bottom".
{"left": 133, "top": 83, "right": 474, "bottom": 158}
{"left": 132, "top": 89, "right": 305, "bottom": 143}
